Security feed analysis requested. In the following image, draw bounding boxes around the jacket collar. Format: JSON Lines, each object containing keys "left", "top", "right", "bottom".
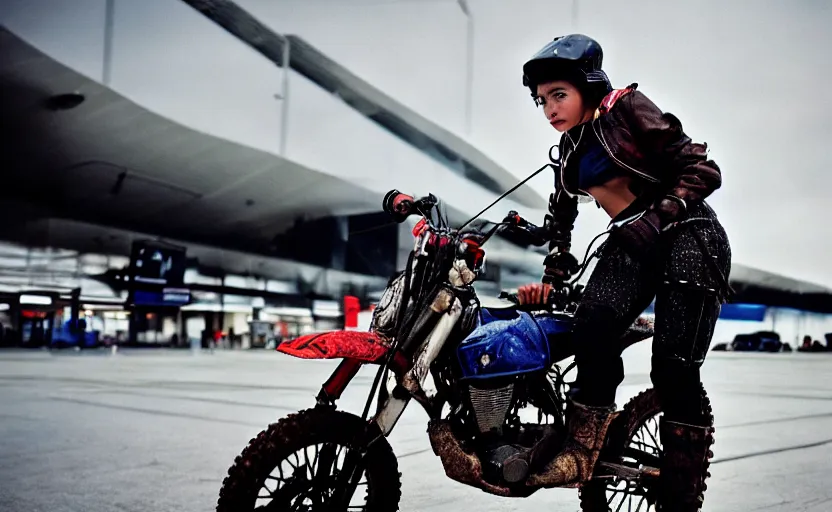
{"left": 595, "top": 82, "right": 639, "bottom": 118}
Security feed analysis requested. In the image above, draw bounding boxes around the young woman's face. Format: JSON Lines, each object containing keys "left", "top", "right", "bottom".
{"left": 535, "top": 80, "right": 594, "bottom": 132}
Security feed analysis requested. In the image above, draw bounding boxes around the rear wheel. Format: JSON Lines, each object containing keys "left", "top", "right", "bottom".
{"left": 578, "top": 387, "right": 713, "bottom": 511}
{"left": 217, "top": 408, "right": 401, "bottom": 511}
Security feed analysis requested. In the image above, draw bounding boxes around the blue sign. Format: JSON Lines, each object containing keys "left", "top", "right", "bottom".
{"left": 641, "top": 302, "right": 766, "bottom": 322}
{"left": 133, "top": 288, "right": 191, "bottom": 307}
{"left": 718, "top": 303, "right": 767, "bottom": 322}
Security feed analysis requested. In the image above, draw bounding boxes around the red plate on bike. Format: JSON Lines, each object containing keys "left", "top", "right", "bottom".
{"left": 276, "top": 331, "right": 391, "bottom": 361}
{"left": 412, "top": 218, "right": 428, "bottom": 237}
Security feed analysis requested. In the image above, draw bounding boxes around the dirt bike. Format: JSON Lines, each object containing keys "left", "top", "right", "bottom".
{"left": 216, "top": 190, "right": 714, "bottom": 511}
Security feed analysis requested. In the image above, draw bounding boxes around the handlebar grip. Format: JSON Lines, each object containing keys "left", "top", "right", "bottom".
{"left": 506, "top": 211, "right": 539, "bottom": 231}
{"left": 499, "top": 291, "right": 520, "bottom": 304}
{"left": 498, "top": 288, "right": 567, "bottom": 309}
{"left": 541, "top": 274, "right": 559, "bottom": 285}
{"left": 504, "top": 211, "right": 549, "bottom": 247}
{"left": 383, "top": 189, "right": 415, "bottom": 223}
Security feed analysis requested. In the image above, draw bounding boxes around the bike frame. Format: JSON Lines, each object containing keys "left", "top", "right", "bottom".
{"left": 280, "top": 209, "right": 654, "bottom": 432}
{"left": 278, "top": 217, "right": 490, "bottom": 437}
{"left": 375, "top": 295, "right": 462, "bottom": 434}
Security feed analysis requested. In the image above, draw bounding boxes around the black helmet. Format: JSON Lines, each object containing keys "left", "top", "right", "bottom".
{"left": 522, "top": 34, "right": 612, "bottom": 100}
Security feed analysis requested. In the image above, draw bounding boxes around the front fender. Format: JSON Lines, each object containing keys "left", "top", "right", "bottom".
{"left": 276, "top": 330, "right": 391, "bottom": 362}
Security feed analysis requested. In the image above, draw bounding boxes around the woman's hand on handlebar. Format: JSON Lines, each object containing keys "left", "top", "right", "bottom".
{"left": 517, "top": 283, "right": 554, "bottom": 305}
{"left": 503, "top": 280, "right": 579, "bottom": 310}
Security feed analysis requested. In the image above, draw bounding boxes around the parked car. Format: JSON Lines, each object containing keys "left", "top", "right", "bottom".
{"left": 730, "top": 331, "right": 782, "bottom": 352}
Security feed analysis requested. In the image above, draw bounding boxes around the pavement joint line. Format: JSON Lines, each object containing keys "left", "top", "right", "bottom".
{"left": 717, "top": 411, "right": 832, "bottom": 429}
{"left": 0, "top": 375, "right": 319, "bottom": 392}
{"left": 399, "top": 448, "right": 433, "bottom": 459}
{"left": 726, "top": 391, "right": 832, "bottom": 402}
{"left": 86, "top": 387, "right": 308, "bottom": 411}
{"left": 47, "top": 396, "right": 266, "bottom": 428}
{"left": 712, "top": 438, "right": 832, "bottom": 465}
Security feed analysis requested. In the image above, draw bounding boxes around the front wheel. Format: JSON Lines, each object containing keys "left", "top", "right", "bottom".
{"left": 217, "top": 408, "right": 401, "bottom": 511}
{"left": 578, "top": 387, "right": 714, "bottom": 511}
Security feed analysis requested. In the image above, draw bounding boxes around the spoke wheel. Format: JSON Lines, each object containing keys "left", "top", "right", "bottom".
{"left": 578, "top": 387, "right": 713, "bottom": 512}
{"left": 256, "top": 442, "right": 369, "bottom": 511}
{"left": 217, "top": 408, "right": 401, "bottom": 512}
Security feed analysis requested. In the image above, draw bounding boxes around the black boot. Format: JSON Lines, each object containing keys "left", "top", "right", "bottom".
{"left": 657, "top": 418, "right": 715, "bottom": 511}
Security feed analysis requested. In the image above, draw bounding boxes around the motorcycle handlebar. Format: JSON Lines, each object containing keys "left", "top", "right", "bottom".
{"left": 383, "top": 191, "right": 549, "bottom": 245}
{"left": 383, "top": 190, "right": 415, "bottom": 223}
{"left": 382, "top": 189, "right": 585, "bottom": 310}
{"left": 383, "top": 190, "right": 438, "bottom": 224}
{"left": 499, "top": 283, "right": 582, "bottom": 312}
{"left": 502, "top": 210, "right": 549, "bottom": 247}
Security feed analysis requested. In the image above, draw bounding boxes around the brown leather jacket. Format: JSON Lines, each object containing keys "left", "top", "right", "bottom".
{"left": 548, "top": 83, "right": 722, "bottom": 251}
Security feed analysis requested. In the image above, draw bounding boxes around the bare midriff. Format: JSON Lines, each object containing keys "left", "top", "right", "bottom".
{"left": 587, "top": 175, "right": 638, "bottom": 219}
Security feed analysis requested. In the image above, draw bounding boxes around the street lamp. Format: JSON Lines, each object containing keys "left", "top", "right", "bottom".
{"left": 103, "top": 0, "right": 115, "bottom": 86}
{"left": 271, "top": 34, "right": 291, "bottom": 156}
{"left": 572, "top": 0, "right": 579, "bottom": 29}
{"left": 457, "top": 0, "right": 473, "bottom": 137}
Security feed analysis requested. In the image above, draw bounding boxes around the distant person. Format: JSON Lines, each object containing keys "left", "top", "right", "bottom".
{"left": 514, "top": 34, "right": 732, "bottom": 510}
{"left": 800, "top": 335, "right": 812, "bottom": 352}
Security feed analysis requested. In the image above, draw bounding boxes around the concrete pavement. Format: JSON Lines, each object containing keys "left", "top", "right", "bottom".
{"left": 1, "top": 346, "right": 830, "bottom": 511}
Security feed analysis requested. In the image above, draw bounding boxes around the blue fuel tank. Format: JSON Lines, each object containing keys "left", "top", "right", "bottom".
{"left": 456, "top": 307, "right": 573, "bottom": 380}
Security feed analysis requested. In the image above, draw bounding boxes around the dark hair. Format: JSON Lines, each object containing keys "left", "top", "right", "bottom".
{"left": 527, "top": 62, "right": 608, "bottom": 110}
{"left": 573, "top": 79, "right": 609, "bottom": 111}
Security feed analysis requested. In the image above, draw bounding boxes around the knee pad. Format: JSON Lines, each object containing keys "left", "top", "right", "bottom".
{"left": 654, "top": 280, "right": 722, "bottom": 365}
{"left": 651, "top": 356, "right": 700, "bottom": 388}
{"left": 651, "top": 356, "right": 706, "bottom": 424}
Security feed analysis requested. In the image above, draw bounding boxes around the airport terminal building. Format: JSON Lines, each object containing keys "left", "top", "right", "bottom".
{"left": 1, "top": 1, "right": 830, "bottom": 350}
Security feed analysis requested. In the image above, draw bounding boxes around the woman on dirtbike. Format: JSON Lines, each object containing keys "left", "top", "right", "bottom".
{"left": 516, "top": 34, "right": 732, "bottom": 511}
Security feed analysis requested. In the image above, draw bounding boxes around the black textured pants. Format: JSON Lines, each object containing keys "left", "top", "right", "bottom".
{"left": 570, "top": 202, "right": 731, "bottom": 424}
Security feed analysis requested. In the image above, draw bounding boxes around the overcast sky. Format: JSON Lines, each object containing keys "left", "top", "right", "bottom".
{"left": 2, "top": 0, "right": 830, "bottom": 287}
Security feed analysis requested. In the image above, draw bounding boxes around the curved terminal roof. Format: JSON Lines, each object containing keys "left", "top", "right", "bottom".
{"left": 0, "top": 27, "right": 536, "bottom": 276}
{"left": 181, "top": 0, "right": 546, "bottom": 210}
{"left": 0, "top": 28, "right": 383, "bottom": 253}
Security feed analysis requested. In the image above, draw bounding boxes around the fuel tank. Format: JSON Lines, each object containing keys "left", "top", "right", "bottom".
{"left": 456, "top": 307, "right": 573, "bottom": 379}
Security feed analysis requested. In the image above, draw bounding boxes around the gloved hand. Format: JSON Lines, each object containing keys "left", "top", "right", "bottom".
{"left": 517, "top": 283, "right": 553, "bottom": 305}
{"left": 610, "top": 210, "right": 663, "bottom": 262}
{"left": 543, "top": 250, "right": 580, "bottom": 284}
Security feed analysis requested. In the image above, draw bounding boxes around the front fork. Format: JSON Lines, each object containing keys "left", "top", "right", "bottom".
{"left": 315, "top": 299, "right": 464, "bottom": 424}
{"left": 315, "top": 288, "right": 465, "bottom": 435}
{"left": 321, "top": 292, "right": 464, "bottom": 510}
{"left": 374, "top": 294, "right": 463, "bottom": 434}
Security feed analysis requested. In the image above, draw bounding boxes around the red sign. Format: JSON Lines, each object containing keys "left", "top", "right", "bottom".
{"left": 343, "top": 295, "right": 360, "bottom": 329}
